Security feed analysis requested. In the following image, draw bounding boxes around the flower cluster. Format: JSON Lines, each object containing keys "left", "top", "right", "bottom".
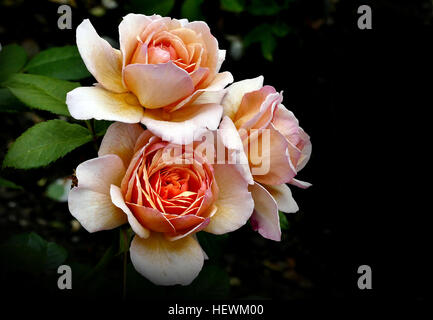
{"left": 67, "top": 14, "right": 311, "bottom": 286}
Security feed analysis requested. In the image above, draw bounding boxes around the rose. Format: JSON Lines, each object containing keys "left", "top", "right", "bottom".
{"left": 68, "top": 122, "right": 254, "bottom": 285}
{"left": 66, "top": 14, "right": 233, "bottom": 144}
{"left": 219, "top": 76, "right": 312, "bottom": 241}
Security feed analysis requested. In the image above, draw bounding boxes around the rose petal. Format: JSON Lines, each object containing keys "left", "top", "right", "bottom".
{"left": 123, "top": 62, "right": 194, "bottom": 109}
{"left": 184, "top": 21, "right": 219, "bottom": 87}
{"left": 222, "top": 76, "right": 264, "bottom": 120}
{"left": 234, "top": 87, "right": 280, "bottom": 130}
{"left": 99, "top": 122, "right": 144, "bottom": 167}
{"left": 76, "top": 19, "right": 125, "bottom": 93}
{"left": 141, "top": 103, "right": 223, "bottom": 145}
{"left": 110, "top": 185, "right": 150, "bottom": 239}
{"left": 165, "top": 217, "right": 210, "bottom": 241}
{"left": 167, "top": 71, "right": 233, "bottom": 112}
{"left": 66, "top": 86, "right": 144, "bottom": 123}
{"left": 118, "top": 14, "right": 153, "bottom": 69}
{"left": 204, "top": 164, "right": 254, "bottom": 234}
{"left": 249, "top": 182, "right": 281, "bottom": 241}
{"left": 75, "top": 154, "right": 125, "bottom": 194}
{"left": 289, "top": 178, "right": 312, "bottom": 189}
{"left": 130, "top": 233, "right": 205, "bottom": 285}
{"left": 216, "top": 50, "right": 226, "bottom": 73}
{"left": 272, "top": 104, "right": 312, "bottom": 171}
{"left": 127, "top": 203, "right": 176, "bottom": 233}
{"left": 68, "top": 188, "right": 126, "bottom": 233}
{"left": 296, "top": 127, "right": 312, "bottom": 171}
{"left": 263, "top": 184, "right": 299, "bottom": 213}
{"left": 218, "top": 116, "right": 253, "bottom": 184}
{"left": 250, "top": 124, "right": 297, "bottom": 185}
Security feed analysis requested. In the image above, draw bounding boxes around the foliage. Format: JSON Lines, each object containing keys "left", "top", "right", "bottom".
{"left": 23, "top": 45, "right": 91, "bottom": 80}
{"left": 0, "top": 232, "right": 67, "bottom": 274}
{"left": 3, "top": 120, "right": 93, "bottom": 169}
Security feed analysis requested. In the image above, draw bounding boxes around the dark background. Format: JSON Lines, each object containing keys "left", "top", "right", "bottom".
{"left": 0, "top": 0, "right": 431, "bottom": 306}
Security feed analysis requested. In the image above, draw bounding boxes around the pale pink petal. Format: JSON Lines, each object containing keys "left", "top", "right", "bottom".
{"left": 165, "top": 218, "right": 210, "bottom": 241}
{"left": 99, "top": 122, "right": 144, "bottom": 167}
{"left": 249, "top": 183, "right": 281, "bottom": 241}
{"left": 68, "top": 188, "right": 126, "bottom": 233}
{"left": 273, "top": 105, "right": 312, "bottom": 171}
{"left": 250, "top": 125, "right": 297, "bottom": 185}
{"left": 141, "top": 103, "right": 223, "bottom": 145}
{"left": 215, "top": 50, "right": 226, "bottom": 73}
{"left": 67, "top": 86, "right": 144, "bottom": 123}
{"left": 76, "top": 19, "right": 125, "bottom": 93}
{"left": 166, "top": 71, "right": 233, "bottom": 112}
{"left": 110, "top": 185, "right": 150, "bottom": 238}
{"left": 185, "top": 21, "right": 219, "bottom": 87}
{"left": 218, "top": 116, "right": 253, "bottom": 184}
{"left": 289, "top": 178, "right": 312, "bottom": 189}
{"left": 264, "top": 184, "right": 299, "bottom": 213}
{"left": 127, "top": 203, "right": 176, "bottom": 233}
{"left": 204, "top": 164, "right": 254, "bottom": 234}
{"left": 222, "top": 76, "right": 264, "bottom": 120}
{"left": 130, "top": 233, "right": 205, "bottom": 285}
{"left": 123, "top": 62, "right": 194, "bottom": 108}
{"left": 272, "top": 104, "right": 300, "bottom": 143}
{"left": 118, "top": 14, "right": 153, "bottom": 69}
{"left": 189, "top": 67, "right": 209, "bottom": 87}
{"left": 75, "top": 154, "right": 125, "bottom": 194}
{"left": 296, "top": 127, "right": 312, "bottom": 171}
{"left": 235, "top": 87, "right": 280, "bottom": 130}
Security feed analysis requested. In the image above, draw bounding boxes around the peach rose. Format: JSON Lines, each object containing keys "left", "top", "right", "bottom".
{"left": 68, "top": 122, "right": 254, "bottom": 285}
{"left": 219, "top": 76, "right": 312, "bottom": 241}
{"left": 66, "top": 14, "right": 233, "bottom": 144}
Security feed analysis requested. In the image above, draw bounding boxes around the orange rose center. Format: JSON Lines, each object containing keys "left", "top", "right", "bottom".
{"left": 159, "top": 169, "right": 190, "bottom": 199}
{"left": 131, "top": 42, "right": 178, "bottom": 65}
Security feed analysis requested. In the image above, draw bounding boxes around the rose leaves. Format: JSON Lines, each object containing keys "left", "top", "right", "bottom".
{"left": 0, "top": 44, "right": 103, "bottom": 170}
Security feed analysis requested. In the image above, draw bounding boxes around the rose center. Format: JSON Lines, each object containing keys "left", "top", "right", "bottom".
{"left": 131, "top": 42, "right": 178, "bottom": 65}
{"left": 160, "top": 169, "right": 190, "bottom": 199}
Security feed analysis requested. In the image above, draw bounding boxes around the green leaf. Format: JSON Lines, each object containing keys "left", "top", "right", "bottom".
{"left": 260, "top": 34, "right": 277, "bottom": 61}
{"left": 271, "top": 21, "right": 291, "bottom": 37}
{"left": 221, "top": 0, "right": 245, "bottom": 13}
{"left": 244, "top": 23, "right": 277, "bottom": 61}
{"left": 130, "top": 0, "right": 175, "bottom": 16}
{"left": 4, "top": 73, "right": 78, "bottom": 116}
{"left": 279, "top": 211, "right": 289, "bottom": 230}
{"left": 248, "top": 0, "right": 282, "bottom": 16}
{"left": 24, "top": 45, "right": 91, "bottom": 80}
{"left": 45, "top": 242, "right": 68, "bottom": 270}
{"left": 0, "top": 177, "right": 23, "bottom": 190}
{"left": 3, "top": 119, "right": 92, "bottom": 169}
{"left": 84, "top": 246, "right": 115, "bottom": 281}
{"left": 46, "top": 178, "right": 71, "bottom": 202}
{"left": 0, "top": 44, "right": 27, "bottom": 82}
{"left": 181, "top": 0, "right": 204, "bottom": 20}
{"left": 0, "top": 232, "right": 68, "bottom": 274}
{"left": 0, "top": 87, "right": 27, "bottom": 113}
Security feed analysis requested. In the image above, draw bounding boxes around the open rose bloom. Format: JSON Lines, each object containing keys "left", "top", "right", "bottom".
{"left": 219, "top": 76, "right": 312, "bottom": 241}
{"left": 66, "top": 14, "right": 233, "bottom": 144}
{"left": 68, "top": 122, "right": 254, "bottom": 285}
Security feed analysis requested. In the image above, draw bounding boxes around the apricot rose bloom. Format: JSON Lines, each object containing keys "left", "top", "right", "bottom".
{"left": 66, "top": 14, "right": 233, "bottom": 144}
{"left": 219, "top": 76, "right": 312, "bottom": 241}
{"left": 68, "top": 122, "right": 254, "bottom": 285}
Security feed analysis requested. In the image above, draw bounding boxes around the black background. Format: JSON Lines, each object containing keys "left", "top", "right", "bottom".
{"left": 0, "top": 0, "right": 431, "bottom": 309}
